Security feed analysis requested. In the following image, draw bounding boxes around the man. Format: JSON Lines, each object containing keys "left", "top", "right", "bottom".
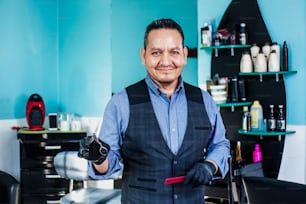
{"left": 79, "top": 18, "right": 229, "bottom": 204}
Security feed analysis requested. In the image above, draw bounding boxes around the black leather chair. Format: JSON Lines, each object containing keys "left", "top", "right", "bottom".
{"left": 242, "top": 176, "right": 306, "bottom": 204}
{"left": 205, "top": 156, "right": 238, "bottom": 204}
{"left": 0, "top": 170, "right": 20, "bottom": 204}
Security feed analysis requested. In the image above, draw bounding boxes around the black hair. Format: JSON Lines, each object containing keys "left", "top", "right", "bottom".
{"left": 143, "top": 18, "right": 185, "bottom": 49}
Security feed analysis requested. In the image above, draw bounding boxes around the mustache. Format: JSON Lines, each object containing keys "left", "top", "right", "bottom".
{"left": 157, "top": 65, "right": 176, "bottom": 69}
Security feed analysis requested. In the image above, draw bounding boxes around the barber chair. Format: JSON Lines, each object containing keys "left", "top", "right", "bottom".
{"left": 205, "top": 156, "right": 238, "bottom": 204}
{"left": 0, "top": 170, "right": 20, "bottom": 204}
{"left": 242, "top": 176, "right": 306, "bottom": 204}
{"left": 54, "top": 151, "right": 122, "bottom": 204}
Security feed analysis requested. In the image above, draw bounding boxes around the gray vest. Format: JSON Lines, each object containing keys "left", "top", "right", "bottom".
{"left": 122, "top": 80, "right": 212, "bottom": 204}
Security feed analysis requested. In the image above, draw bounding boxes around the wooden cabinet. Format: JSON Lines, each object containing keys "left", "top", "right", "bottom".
{"left": 17, "top": 130, "right": 86, "bottom": 204}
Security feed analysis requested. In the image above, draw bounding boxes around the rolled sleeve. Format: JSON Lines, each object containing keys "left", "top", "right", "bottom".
{"left": 202, "top": 91, "right": 230, "bottom": 178}
{"left": 88, "top": 151, "right": 122, "bottom": 179}
{"left": 88, "top": 90, "right": 128, "bottom": 179}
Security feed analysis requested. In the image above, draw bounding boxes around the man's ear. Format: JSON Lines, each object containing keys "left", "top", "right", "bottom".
{"left": 140, "top": 48, "right": 146, "bottom": 65}
{"left": 184, "top": 46, "right": 188, "bottom": 60}
{"left": 183, "top": 46, "right": 188, "bottom": 63}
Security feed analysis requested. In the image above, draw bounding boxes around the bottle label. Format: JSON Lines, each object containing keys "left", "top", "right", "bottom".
{"left": 251, "top": 110, "right": 259, "bottom": 128}
{"left": 277, "top": 119, "right": 286, "bottom": 131}
{"left": 201, "top": 31, "right": 211, "bottom": 47}
{"left": 268, "top": 119, "right": 276, "bottom": 131}
{"left": 240, "top": 33, "right": 247, "bottom": 45}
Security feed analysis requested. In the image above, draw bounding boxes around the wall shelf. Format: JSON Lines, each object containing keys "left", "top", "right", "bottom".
{"left": 239, "top": 70, "right": 297, "bottom": 82}
{"left": 217, "top": 101, "right": 252, "bottom": 111}
{"left": 238, "top": 129, "right": 296, "bottom": 141}
{"left": 201, "top": 44, "right": 251, "bottom": 57}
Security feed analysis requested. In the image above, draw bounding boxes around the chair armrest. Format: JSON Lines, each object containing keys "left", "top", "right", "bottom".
{"left": 0, "top": 171, "right": 20, "bottom": 204}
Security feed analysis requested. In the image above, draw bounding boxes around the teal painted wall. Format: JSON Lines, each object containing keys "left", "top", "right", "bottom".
{"left": 0, "top": 0, "right": 58, "bottom": 119}
{"left": 58, "top": 0, "right": 112, "bottom": 117}
{"left": 198, "top": 0, "right": 306, "bottom": 125}
{"left": 111, "top": 0, "right": 198, "bottom": 93}
{"left": 0, "top": 0, "right": 197, "bottom": 120}
{"left": 0, "top": 0, "right": 305, "bottom": 125}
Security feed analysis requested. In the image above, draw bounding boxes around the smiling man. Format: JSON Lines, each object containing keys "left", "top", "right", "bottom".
{"left": 78, "top": 18, "right": 230, "bottom": 204}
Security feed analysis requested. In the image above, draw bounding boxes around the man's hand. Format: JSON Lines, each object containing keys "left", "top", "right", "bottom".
{"left": 184, "top": 161, "right": 216, "bottom": 186}
{"left": 78, "top": 134, "right": 110, "bottom": 165}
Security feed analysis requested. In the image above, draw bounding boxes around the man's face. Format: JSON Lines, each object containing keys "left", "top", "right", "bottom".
{"left": 141, "top": 29, "right": 188, "bottom": 87}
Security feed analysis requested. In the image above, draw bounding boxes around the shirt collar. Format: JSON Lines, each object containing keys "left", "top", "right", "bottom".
{"left": 145, "top": 75, "right": 184, "bottom": 96}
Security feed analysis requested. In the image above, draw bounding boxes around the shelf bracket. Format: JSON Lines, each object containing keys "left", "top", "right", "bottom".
{"left": 231, "top": 106, "right": 235, "bottom": 112}
{"left": 278, "top": 135, "right": 281, "bottom": 142}
{"left": 231, "top": 48, "right": 234, "bottom": 56}
{"left": 259, "top": 74, "right": 263, "bottom": 82}
{"left": 214, "top": 48, "right": 218, "bottom": 57}
{"left": 275, "top": 73, "right": 279, "bottom": 82}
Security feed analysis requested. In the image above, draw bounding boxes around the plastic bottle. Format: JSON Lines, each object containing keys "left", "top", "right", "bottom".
{"left": 240, "top": 51, "right": 253, "bottom": 73}
{"left": 268, "top": 50, "right": 280, "bottom": 72}
{"left": 207, "top": 17, "right": 214, "bottom": 45}
{"left": 201, "top": 23, "right": 210, "bottom": 47}
{"left": 242, "top": 106, "right": 249, "bottom": 131}
{"left": 253, "top": 144, "right": 262, "bottom": 163}
{"left": 282, "top": 41, "right": 288, "bottom": 71}
{"left": 267, "top": 104, "right": 276, "bottom": 131}
{"left": 250, "top": 100, "right": 263, "bottom": 131}
{"left": 236, "top": 141, "right": 243, "bottom": 163}
{"left": 276, "top": 105, "right": 286, "bottom": 131}
{"left": 247, "top": 111, "right": 252, "bottom": 131}
{"left": 271, "top": 42, "right": 280, "bottom": 63}
{"left": 230, "top": 29, "right": 237, "bottom": 45}
{"left": 239, "top": 23, "right": 247, "bottom": 45}
{"left": 254, "top": 51, "right": 267, "bottom": 72}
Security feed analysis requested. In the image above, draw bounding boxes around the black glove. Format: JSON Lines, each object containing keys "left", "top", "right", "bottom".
{"left": 78, "top": 134, "right": 110, "bottom": 165}
{"left": 184, "top": 161, "right": 216, "bottom": 186}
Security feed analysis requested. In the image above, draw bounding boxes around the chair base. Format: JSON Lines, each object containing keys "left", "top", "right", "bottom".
{"left": 60, "top": 187, "right": 121, "bottom": 204}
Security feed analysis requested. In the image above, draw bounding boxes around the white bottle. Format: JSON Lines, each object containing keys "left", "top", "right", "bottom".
{"left": 207, "top": 17, "right": 214, "bottom": 46}
{"left": 240, "top": 51, "right": 253, "bottom": 73}
{"left": 250, "top": 100, "right": 263, "bottom": 131}
{"left": 271, "top": 42, "right": 280, "bottom": 62}
{"left": 250, "top": 43, "right": 260, "bottom": 63}
{"left": 268, "top": 50, "right": 280, "bottom": 72}
{"left": 201, "top": 23, "right": 210, "bottom": 47}
{"left": 254, "top": 51, "right": 267, "bottom": 72}
{"left": 262, "top": 42, "right": 271, "bottom": 60}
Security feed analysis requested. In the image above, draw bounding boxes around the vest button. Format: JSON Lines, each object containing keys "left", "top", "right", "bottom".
{"left": 173, "top": 160, "right": 178, "bottom": 165}
{"left": 174, "top": 194, "right": 178, "bottom": 199}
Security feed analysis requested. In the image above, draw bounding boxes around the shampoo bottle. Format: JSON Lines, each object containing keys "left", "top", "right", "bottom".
{"left": 253, "top": 144, "right": 262, "bottom": 163}
{"left": 250, "top": 100, "right": 263, "bottom": 131}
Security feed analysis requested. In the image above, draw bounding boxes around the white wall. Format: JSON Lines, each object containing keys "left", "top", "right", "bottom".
{"left": 278, "top": 125, "right": 306, "bottom": 184}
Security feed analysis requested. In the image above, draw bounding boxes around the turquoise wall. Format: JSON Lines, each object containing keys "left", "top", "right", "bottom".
{"left": 58, "top": 0, "right": 112, "bottom": 117}
{"left": 0, "top": 0, "right": 58, "bottom": 119}
{"left": 198, "top": 0, "right": 306, "bottom": 125}
{"left": 0, "top": 0, "right": 197, "bottom": 119}
{"left": 0, "top": 0, "right": 305, "bottom": 126}
{"left": 111, "top": 0, "right": 198, "bottom": 93}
